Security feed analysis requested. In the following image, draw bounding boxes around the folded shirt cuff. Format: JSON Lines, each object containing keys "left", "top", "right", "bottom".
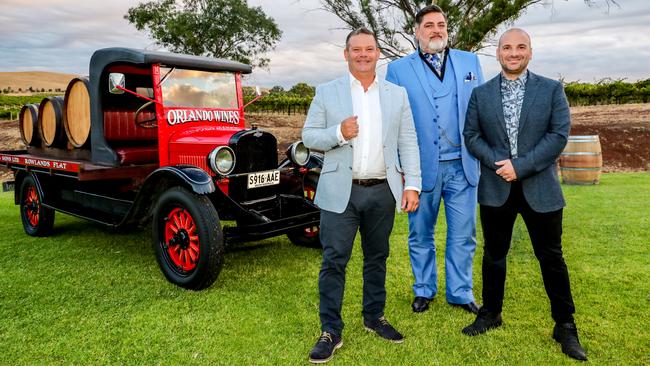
{"left": 404, "top": 186, "right": 421, "bottom": 194}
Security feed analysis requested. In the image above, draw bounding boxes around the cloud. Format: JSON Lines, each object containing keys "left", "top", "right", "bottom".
{"left": 0, "top": 0, "right": 647, "bottom": 87}
{"left": 476, "top": 0, "right": 650, "bottom": 82}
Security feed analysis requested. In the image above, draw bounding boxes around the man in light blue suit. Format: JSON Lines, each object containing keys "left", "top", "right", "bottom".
{"left": 303, "top": 28, "right": 421, "bottom": 363}
{"left": 386, "top": 4, "right": 483, "bottom": 314}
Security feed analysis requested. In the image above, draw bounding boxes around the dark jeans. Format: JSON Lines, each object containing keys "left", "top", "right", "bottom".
{"left": 480, "top": 182, "right": 576, "bottom": 323}
{"left": 318, "top": 181, "right": 395, "bottom": 336}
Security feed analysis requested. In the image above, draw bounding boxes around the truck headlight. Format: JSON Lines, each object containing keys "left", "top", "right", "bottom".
{"left": 208, "top": 146, "right": 235, "bottom": 175}
{"left": 288, "top": 141, "right": 310, "bottom": 166}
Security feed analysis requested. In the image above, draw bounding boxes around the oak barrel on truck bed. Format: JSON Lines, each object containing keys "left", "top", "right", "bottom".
{"left": 38, "top": 96, "right": 66, "bottom": 148}
{"left": 19, "top": 104, "right": 40, "bottom": 146}
{"left": 63, "top": 77, "right": 91, "bottom": 148}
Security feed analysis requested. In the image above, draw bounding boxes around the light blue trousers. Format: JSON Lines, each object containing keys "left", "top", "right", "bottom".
{"left": 408, "top": 159, "right": 477, "bottom": 304}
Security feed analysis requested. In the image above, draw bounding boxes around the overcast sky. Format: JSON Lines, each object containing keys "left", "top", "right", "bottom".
{"left": 0, "top": 0, "right": 648, "bottom": 88}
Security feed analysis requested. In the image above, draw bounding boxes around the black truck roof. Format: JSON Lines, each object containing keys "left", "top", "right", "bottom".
{"left": 90, "top": 47, "right": 253, "bottom": 75}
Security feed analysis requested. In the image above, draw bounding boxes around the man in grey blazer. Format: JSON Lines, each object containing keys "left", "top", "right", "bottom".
{"left": 303, "top": 28, "right": 421, "bottom": 363}
{"left": 462, "top": 28, "right": 587, "bottom": 361}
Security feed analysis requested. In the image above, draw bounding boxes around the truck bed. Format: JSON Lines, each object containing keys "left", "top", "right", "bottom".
{"left": 0, "top": 151, "right": 157, "bottom": 181}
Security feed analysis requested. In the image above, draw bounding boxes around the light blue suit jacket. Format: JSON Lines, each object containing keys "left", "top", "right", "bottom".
{"left": 302, "top": 75, "right": 421, "bottom": 214}
{"left": 386, "top": 50, "right": 483, "bottom": 191}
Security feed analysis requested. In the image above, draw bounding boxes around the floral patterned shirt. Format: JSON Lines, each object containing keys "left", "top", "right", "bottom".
{"left": 501, "top": 71, "right": 528, "bottom": 158}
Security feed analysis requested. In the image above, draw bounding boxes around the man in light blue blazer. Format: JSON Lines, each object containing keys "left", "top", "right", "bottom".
{"left": 386, "top": 4, "right": 483, "bottom": 314}
{"left": 303, "top": 28, "right": 421, "bottom": 363}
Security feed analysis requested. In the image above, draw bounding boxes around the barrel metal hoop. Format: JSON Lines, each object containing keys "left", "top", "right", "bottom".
{"left": 560, "top": 167, "right": 602, "bottom": 171}
{"left": 561, "top": 152, "right": 602, "bottom": 156}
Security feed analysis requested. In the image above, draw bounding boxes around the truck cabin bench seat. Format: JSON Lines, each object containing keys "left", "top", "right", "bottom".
{"left": 103, "top": 109, "right": 159, "bottom": 165}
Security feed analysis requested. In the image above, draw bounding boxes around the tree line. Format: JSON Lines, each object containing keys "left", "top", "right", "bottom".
{"left": 243, "top": 78, "right": 650, "bottom": 114}
{"left": 563, "top": 78, "right": 650, "bottom": 106}
{"left": 2, "top": 78, "right": 646, "bottom": 120}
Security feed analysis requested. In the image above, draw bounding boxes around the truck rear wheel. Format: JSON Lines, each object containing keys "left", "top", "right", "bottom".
{"left": 287, "top": 174, "right": 321, "bottom": 248}
{"left": 152, "top": 187, "right": 224, "bottom": 290}
{"left": 19, "top": 175, "right": 55, "bottom": 237}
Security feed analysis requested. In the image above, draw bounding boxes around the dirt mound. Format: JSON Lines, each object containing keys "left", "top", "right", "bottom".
{"left": 570, "top": 103, "right": 649, "bottom": 172}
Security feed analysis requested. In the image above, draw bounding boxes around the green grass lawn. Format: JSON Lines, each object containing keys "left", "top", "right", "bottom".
{"left": 1, "top": 173, "right": 649, "bottom": 365}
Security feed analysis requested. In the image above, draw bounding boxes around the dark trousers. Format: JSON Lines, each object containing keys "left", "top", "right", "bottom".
{"left": 480, "top": 182, "right": 576, "bottom": 323}
{"left": 319, "top": 181, "right": 396, "bottom": 336}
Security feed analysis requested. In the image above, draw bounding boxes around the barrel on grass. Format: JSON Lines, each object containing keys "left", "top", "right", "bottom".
{"left": 38, "top": 96, "right": 66, "bottom": 148}
{"left": 19, "top": 104, "right": 40, "bottom": 146}
{"left": 63, "top": 77, "right": 91, "bottom": 148}
{"left": 560, "top": 135, "right": 603, "bottom": 185}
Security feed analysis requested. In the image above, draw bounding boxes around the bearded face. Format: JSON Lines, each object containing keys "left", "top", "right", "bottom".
{"left": 415, "top": 12, "right": 449, "bottom": 53}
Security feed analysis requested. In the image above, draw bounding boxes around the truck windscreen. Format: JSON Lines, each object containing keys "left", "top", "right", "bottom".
{"left": 160, "top": 68, "right": 238, "bottom": 109}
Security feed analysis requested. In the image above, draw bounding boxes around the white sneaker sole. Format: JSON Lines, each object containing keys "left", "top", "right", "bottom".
{"left": 308, "top": 341, "right": 343, "bottom": 364}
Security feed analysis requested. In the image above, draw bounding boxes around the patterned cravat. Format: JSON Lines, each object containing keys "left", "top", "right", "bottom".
{"left": 424, "top": 53, "right": 443, "bottom": 75}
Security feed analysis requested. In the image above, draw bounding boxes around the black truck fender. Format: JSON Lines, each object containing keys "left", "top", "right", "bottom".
{"left": 122, "top": 165, "right": 215, "bottom": 226}
{"left": 13, "top": 171, "right": 47, "bottom": 206}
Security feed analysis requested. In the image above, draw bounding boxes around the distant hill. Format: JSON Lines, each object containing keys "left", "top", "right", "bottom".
{"left": 0, "top": 71, "right": 82, "bottom": 93}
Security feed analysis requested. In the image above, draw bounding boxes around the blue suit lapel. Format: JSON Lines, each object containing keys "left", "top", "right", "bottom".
{"left": 378, "top": 79, "right": 391, "bottom": 143}
{"left": 449, "top": 50, "right": 464, "bottom": 128}
{"left": 518, "top": 71, "right": 539, "bottom": 135}
{"left": 408, "top": 52, "right": 435, "bottom": 108}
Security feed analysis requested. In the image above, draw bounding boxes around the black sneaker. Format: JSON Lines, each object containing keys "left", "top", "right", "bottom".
{"left": 363, "top": 316, "right": 405, "bottom": 343}
{"left": 553, "top": 322, "right": 588, "bottom": 361}
{"left": 308, "top": 331, "right": 343, "bottom": 364}
{"left": 462, "top": 308, "right": 503, "bottom": 336}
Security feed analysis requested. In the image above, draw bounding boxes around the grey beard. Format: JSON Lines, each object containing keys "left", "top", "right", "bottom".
{"left": 420, "top": 38, "right": 448, "bottom": 53}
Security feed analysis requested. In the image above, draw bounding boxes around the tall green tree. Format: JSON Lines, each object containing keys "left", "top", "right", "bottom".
{"left": 125, "top": 0, "right": 282, "bottom": 68}
{"left": 288, "top": 82, "right": 316, "bottom": 98}
{"left": 321, "top": 0, "right": 619, "bottom": 58}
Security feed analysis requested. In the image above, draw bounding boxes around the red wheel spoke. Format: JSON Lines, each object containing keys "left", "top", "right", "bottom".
{"left": 173, "top": 215, "right": 182, "bottom": 230}
{"left": 162, "top": 206, "right": 200, "bottom": 273}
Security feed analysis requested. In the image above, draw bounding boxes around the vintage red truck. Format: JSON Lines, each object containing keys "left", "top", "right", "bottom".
{"left": 0, "top": 48, "right": 322, "bottom": 290}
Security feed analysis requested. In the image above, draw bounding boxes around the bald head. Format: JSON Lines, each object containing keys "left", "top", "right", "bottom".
{"left": 498, "top": 28, "right": 531, "bottom": 48}
{"left": 497, "top": 28, "right": 533, "bottom": 79}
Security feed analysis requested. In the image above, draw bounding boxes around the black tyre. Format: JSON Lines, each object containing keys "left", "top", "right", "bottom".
{"left": 287, "top": 174, "right": 321, "bottom": 248}
{"left": 152, "top": 187, "right": 224, "bottom": 290}
{"left": 19, "top": 175, "right": 55, "bottom": 237}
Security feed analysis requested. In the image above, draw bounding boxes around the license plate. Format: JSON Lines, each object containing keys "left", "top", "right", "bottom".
{"left": 247, "top": 170, "right": 280, "bottom": 189}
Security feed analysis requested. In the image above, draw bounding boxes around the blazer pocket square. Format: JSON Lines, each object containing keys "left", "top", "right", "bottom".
{"left": 464, "top": 72, "right": 477, "bottom": 82}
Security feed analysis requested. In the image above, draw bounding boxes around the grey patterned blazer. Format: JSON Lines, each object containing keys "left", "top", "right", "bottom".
{"left": 463, "top": 71, "right": 571, "bottom": 213}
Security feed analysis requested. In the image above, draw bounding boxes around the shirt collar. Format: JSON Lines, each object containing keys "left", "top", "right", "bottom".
{"left": 349, "top": 72, "right": 379, "bottom": 89}
{"left": 501, "top": 69, "right": 528, "bottom": 86}
{"left": 418, "top": 47, "right": 447, "bottom": 61}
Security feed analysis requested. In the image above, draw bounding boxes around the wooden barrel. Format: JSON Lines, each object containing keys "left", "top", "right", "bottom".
{"left": 38, "top": 96, "right": 66, "bottom": 147}
{"left": 560, "top": 135, "right": 603, "bottom": 185}
{"left": 63, "top": 77, "right": 91, "bottom": 148}
{"left": 19, "top": 104, "right": 40, "bottom": 146}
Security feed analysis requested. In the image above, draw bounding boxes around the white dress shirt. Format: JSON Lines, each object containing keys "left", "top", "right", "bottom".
{"left": 336, "top": 73, "right": 386, "bottom": 179}
{"left": 335, "top": 73, "right": 419, "bottom": 194}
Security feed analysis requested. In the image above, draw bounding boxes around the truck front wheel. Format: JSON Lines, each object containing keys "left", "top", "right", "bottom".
{"left": 152, "top": 187, "right": 224, "bottom": 290}
{"left": 19, "top": 175, "right": 54, "bottom": 237}
{"left": 287, "top": 174, "right": 321, "bottom": 248}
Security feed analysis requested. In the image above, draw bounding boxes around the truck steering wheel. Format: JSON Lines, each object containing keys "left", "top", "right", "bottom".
{"left": 135, "top": 101, "right": 157, "bottom": 128}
